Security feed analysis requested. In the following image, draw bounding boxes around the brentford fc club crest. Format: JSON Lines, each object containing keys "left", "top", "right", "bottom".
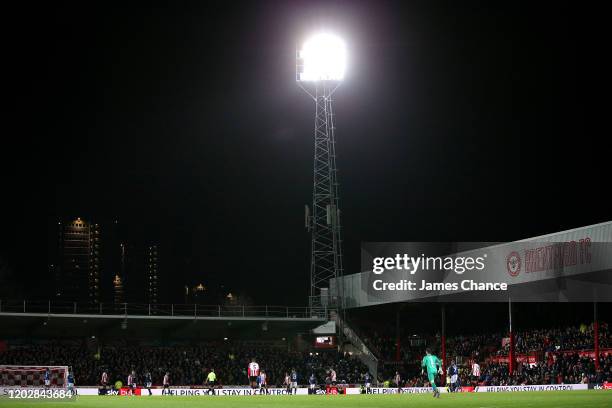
{"left": 506, "top": 251, "right": 521, "bottom": 277}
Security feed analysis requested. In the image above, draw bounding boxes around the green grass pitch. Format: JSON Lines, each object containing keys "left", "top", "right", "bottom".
{"left": 0, "top": 391, "right": 611, "bottom": 408}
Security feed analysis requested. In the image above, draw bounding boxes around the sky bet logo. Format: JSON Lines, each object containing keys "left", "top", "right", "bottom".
{"left": 372, "top": 253, "right": 487, "bottom": 275}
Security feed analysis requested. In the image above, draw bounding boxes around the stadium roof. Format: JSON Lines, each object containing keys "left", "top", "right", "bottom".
{"left": 0, "top": 307, "right": 328, "bottom": 341}
{"left": 334, "top": 221, "right": 612, "bottom": 307}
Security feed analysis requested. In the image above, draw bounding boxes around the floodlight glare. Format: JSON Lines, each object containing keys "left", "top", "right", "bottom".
{"left": 298, "top": 33, "right": 346, "bottom": 82}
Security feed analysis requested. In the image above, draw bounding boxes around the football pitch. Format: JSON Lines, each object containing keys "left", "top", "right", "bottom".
{"left": 0, "top": 391, "right": 610, "bottom": 408}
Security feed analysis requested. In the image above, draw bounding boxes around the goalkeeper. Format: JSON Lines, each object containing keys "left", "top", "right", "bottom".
{"left": 421, "top": 348, "right": 443, "bottom": 398}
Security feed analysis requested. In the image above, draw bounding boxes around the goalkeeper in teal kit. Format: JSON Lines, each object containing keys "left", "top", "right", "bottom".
{"left": 421, "top": 348, "right": 443, "bottom": 398}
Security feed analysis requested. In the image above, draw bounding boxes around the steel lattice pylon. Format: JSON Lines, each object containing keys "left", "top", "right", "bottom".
{"left": 300, "top": 82, "right": 344, "bottom": 310}
{"left": 296, "top": 35, "right": 346, "bottom": 312}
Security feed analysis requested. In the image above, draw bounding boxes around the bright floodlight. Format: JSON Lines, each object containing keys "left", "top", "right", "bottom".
{"left": 298, "top": 33, "right": 346, "bottom": 82}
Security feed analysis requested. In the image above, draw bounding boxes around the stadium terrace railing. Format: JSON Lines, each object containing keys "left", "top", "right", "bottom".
{"left": 0, "top": 300, "right": 329, "bottom": 320}
{"left": 334, "top": 314, "right": 379, "bottom": 382}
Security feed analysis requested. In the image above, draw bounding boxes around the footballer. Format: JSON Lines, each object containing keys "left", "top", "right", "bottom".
{"left": 422, "top": 348, "right": 443, "bottom": 398}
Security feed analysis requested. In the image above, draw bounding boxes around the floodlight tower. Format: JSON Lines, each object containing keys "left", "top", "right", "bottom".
{"left": 297, "top": 33, "right": 346, "bottom": 312}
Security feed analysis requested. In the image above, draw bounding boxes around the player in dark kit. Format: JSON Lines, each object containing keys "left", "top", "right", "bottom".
{"left": 308, "top": 373, "right": 317, "bottom": 394}
{"left": 258, "top": 370, "right": 268, "bottom": 394}
{"left": 364, "top": 372, "right": 372, "bottom": 393}
{"left": 67, "top": 369, "right": 76, "bottom": 396}
{"left": 290, "top": 369, "right": 298, "bottom": 395}
{"left": 144, "top": 371, "right": 153, "bottom": 395}
{"left": 447, "top": 361, "right": 459, "bottom": 392}
{"left": 44, "top": 368, "right": 51, "bottom": 388}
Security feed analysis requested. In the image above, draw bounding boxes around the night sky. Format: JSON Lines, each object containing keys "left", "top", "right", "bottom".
{"left": 2, "top": 1, "right": 606, "bottom": 306}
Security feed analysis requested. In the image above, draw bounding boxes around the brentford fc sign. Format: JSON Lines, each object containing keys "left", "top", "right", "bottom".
{"left": 506, "top": 238, "right": 593, "bottom": 278}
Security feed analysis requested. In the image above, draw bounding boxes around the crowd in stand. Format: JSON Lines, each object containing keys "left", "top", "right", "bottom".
{"left": 498, "top": 323, "right": 610, "bottom": 356}
{"left": 364, "top": 322, "right": 612, "bottom": 387}
{"left": 365, "top": 322, "right": 610, "bottom": 363}
{"left": 0, "top": 341, "right": 368, "bottom": 387}
{"left": 397, "top": 353, "right": 612, "bottom": 387}
{"left": 362, "top": 329, "right": 428, "bottom": 365}
{"left": 473, "top": 353, "right": 611, "bottom": 386}
{"left": 446, "top": 333, "right": 499, "bottom": 359}
{"left": 1, "top": 322, "right": 610, "bottom": 388}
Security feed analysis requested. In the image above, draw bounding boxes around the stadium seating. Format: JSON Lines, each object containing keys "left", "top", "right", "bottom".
{"left": 1, "top": 323, "right": 609, "bottom": 387}
{"left": 0, "top": 340, "right": 368, "bottom": 387}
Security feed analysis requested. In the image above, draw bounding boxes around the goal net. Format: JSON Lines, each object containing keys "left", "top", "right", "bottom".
{"left": 0, "top": 365, "right": 68, "bottom": 388}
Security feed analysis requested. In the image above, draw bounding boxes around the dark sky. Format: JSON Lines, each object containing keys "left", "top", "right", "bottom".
{"left": 2, "top": 1, "right": 606, "bottom": 305}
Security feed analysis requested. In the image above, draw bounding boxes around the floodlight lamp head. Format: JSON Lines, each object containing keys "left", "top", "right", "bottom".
{"left": 297, "top": 33, "right": 346, "bottom": 82}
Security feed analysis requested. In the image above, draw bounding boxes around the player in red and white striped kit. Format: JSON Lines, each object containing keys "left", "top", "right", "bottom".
{"left": 101, "top": 371, "right": 108, "bottom": 390}
{"left": 248, "top": 359, "right": 260, "bottom": 389}
{"left": 471, "top": 361, "right": 481, "bottom": 384}
{"left": 127, "top": 371, "right": 136, "bottom": 396}
{"left": 283, "top": 372, "right": 291, "bottom": 393}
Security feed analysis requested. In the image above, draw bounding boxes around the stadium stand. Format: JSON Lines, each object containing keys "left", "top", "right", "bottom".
{"left": 0, "top": 340, "right": 369, "bottom": 387}
{"left": 364, "top": 323, "right": 610, "bottom": 362}
{"left": 357, "top": 322, "right": 611, "bottom": 386}
{"left": 1, "top": 323, "right": 609, "bottom": 388}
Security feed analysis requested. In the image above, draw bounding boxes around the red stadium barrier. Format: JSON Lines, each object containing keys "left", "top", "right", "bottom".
{"left": 489, "top": 348, "right": 612, "bottom": 365}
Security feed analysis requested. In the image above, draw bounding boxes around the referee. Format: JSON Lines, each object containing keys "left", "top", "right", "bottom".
{"left": 205, "top": 369, "right": 217, "bottom": 395}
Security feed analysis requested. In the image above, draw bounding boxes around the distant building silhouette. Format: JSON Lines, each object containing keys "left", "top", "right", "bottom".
{"left": 56, "top": 218, "right": 100, "bottom": 303}
{"left": 113, "top": 242, "right": 126, "bottom": 304}
{"left": 54, "top": 218, "right": 162, "bottom": 304}
{"left": 147, "top": 244, "right": 159, "bottom": 304}
{"left": 184, "top": 282, "right": 207, "bottom": 304}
